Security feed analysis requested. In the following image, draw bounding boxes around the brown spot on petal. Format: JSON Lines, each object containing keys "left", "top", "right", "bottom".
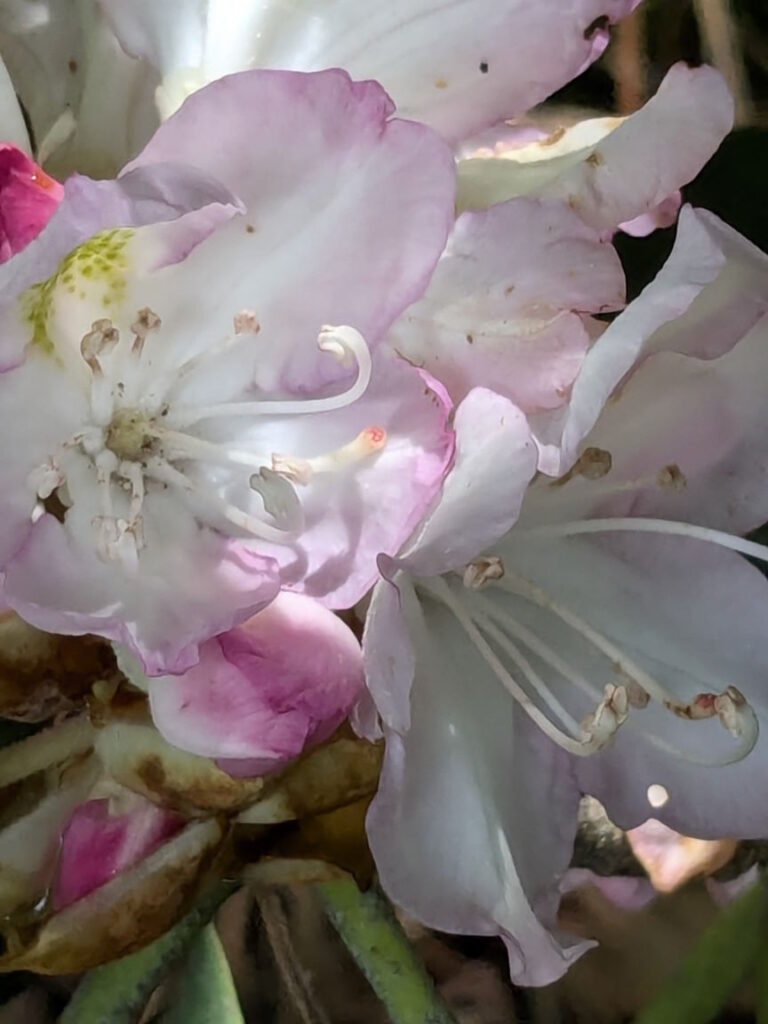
{"left": 586, "top": 150, "right": 605, "bottom": 168}
{"left": 0, "top": 614, "right": 117, "bottom": 722}
{"left": 553, "top": 447, "right": 612, "bottom": 486}
{"left": 540, "top": 126, "right": 566, "bottom": 147}
{"left": 434, "top": 78, "right": 448, "bottom": 89}
{"left": 95, "top": 718, "right": 265, "bottom": 815}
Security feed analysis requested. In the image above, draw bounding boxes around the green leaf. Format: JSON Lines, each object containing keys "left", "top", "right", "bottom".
{"left": 162, "top": 925, "right": 244, "bottom": 1024}
{"left": 59, "top": 882, "right": 237, "bottom": 1024}
{"left": 635, "top": 877, "right": 768, "bottom": 1024}
{"left": 318, "top": 880, "right": 458, "bottom": 1024}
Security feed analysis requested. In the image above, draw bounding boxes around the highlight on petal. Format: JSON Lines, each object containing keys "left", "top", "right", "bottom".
{"left": 389, "top": 197, "right": 625, "bottom": 410}
{"left": 101, "top": 0, "right": 641, "bottom": 142}
{"left": 53, "top": 793, "right": 184, "bottom": 909}
{"left": 0, "top": 145, "right": 63, "bottom": 262}
{"left": 367, "top": 597, "right": 591, "bottom": 986}
{"left": 457, "top": 64, "right": 734, "bottom": 232}
{"left": 148, "top": 593, "right": 363, "bottom": 776}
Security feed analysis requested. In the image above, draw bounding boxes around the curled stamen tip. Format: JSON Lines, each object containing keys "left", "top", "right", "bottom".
{"left": 81, "top": 318, "right": 119, "bottom": 371}
{"left": 463, "top": 556, "right": 505, "bottom": 590}
{"left": 132, "top": 307, "right": 161, "bottom": 335}
{"left": 233, "top": 309, "right": 260, "bottom": 335}
{"left": 317, "top": 324, "right": 366, "bottom": 364}
{"left": 580, "top": 684, "right": 629, "bottom": 750}
{"left": 714, "top": 686, "right": 758, "bottom": 742}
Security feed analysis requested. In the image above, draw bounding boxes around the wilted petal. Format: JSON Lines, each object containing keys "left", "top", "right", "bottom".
{"left": 94, "top": 715, "right": 267, "bottom": 814}
{"left": 368, "top": 597, "right": 591, "bottom": 986}
{"left": 53, "top": 793, "right": 183, "bottom": 909}
{"left": 147, "top": 593, "right": 363, "bottom": 775}
{"left": 0, "top": 818, "right": 225, "bottom": 973}
{"left": 0, "top": 758, "right": 98, "bottom": 915}
{"left": 101, "top": 0, "right": 640, "bottom": 142}
{"left": 457, "top": 64, "right": 734, "bottom": 232}
{"left": 389, "top": 198, "right": 624, "bottom": 409}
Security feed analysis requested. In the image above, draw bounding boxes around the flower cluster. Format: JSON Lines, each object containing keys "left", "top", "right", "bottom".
{"left": 0, "top": 0, "right": 765, "bottom": 984}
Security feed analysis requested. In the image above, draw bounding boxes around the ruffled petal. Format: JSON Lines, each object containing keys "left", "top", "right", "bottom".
{"left": 368, "top": 595, "right": 590, "bottom": 986}
{"left": 389, "top": 198, "right": 624, "bottom": 409}
{"left": 101, "top": 0, "right": 640, "bottom": 142}
{"left": 147, "top": 592, "right": 363, "bottom": 775}
{"left": 404, "top": 388, "right": 537, "bottom": 577}
{"left": 457, "top": 64, "right": 733, "bottom": 232}
{"left": 532, "top": 205, "right": 736, "bottom": 475}
{"left": 125, "top": 69, "right": 456, "bottom": 383}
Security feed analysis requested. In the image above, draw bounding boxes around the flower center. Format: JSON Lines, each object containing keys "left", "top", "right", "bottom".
{"left": 29, "top": 309, "right": 386, "bottom": 570}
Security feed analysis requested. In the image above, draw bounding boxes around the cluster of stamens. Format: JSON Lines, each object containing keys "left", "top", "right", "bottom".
{"left": 28, "top": 309, "right": 386, "bottom": 569}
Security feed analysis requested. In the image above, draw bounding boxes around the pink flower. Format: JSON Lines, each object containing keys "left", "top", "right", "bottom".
{"left": 0, "top": 69, "right": 454, "bottom": 673}
{"left": 127, "top": 593, "right": 365, "bottom": 777}
{"left": 54, "top": 796, "right": 183, "bottom": 909}
{"left": 0, "top": 145, "right": 63, "bottom": 262}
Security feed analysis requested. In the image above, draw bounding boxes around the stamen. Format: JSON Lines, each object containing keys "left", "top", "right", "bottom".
{"left": 463, "top": 556, "right": 505, "bottom": 590}
{"left": 166, "top": 324, "right": 373, "bottom": 427}
{"left": 131, "top": 307, "right": 161, "bottom": 355}
{"left": 517, "top": 517, "right": 768, "bottom": 565}
{"left": 28, "top": 459, "right": 64, "bottom": 500}
{"left": 156, "top": 429, "right": 268, "bottom": 470}
{"left": 424, "top": 577, "right": 625, "bottom": 756}
{"left": 271, "top": 428, "right": 387, "bottom": 484}
{"left": 80, "top": 319, "right": 119, "bottom": 375}
{"left": 147, "top": 457, "right": 295, "bottom": 545}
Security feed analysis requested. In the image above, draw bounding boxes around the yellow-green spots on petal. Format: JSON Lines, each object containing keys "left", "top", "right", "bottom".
{"left": 22, "top": 228, "right": 134, "bottom": 354}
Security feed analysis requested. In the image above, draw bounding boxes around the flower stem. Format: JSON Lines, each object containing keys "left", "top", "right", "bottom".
{"left": 318, "top": 880, "right": 459, "bottom": 1024}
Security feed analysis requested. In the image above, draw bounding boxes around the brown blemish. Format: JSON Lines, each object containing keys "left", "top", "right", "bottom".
{"left": 586, "top": 150, "right": 605, "bottom": 168}
{"left": 434, "top": 78, "right": 448, "bottom": 90}
{"left": 540, "top": 126, "right": 566, "bottom": 148}
{"left": 68, "top": 59, "right": 78, "bottom": 73}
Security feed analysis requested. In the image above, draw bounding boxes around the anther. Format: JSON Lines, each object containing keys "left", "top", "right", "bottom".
{"left": 463, "top": 556, "right": 505, "bottom": 590}
{"left": 580, "top": 684, "right": 628, "bottom": 748}
{"left": 657, "top": 464, "right": 686, "bottom": 490}
{"left": 28, "top": 459, "right": 64, "bottom": 499}
{"left": 553, "top": 446, "right": 612, "bottom": 486}
{"left": 250, "top": 467, "right": 304, "bottom": 531}
{"left": 81, "top": 319, "right": 119, "bottom": 374}
{"left": 233, "top": 310, "right": 260, "bottom": 335}
{"left": 131, "top": 307, "right": 161, "bottom": 355}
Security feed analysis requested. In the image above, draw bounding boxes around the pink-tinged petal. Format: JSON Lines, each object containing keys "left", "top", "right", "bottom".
{"left": 497, "top": 529, "right": 768, "bottom": 840}
{"left": 248, "top": 350, "right": 454, "bottom": 608}
{"left": 360, "top": 572, "right": 417, "bottom": 736}
{"left": 0, "top": 145, "right": 63, "bottom": 262}
{"left": 148, "top": 592, "right": 362, "bottom": 776}
{"left": 3, "top": 502, "right": 280, "bottom": 676}
{"left": 126, "top": 69, "right": 455, "bottom": 382}
{"left": 559, "top": 869, "right": 657, "bottom": 911}
{"left": 389, "top": 198, "right": 624, "bottom": 409}
{"left": 532, "top": 205, "right": 730, "bottom": 475}
{"left": 626, "top": 819, "right": 736, "bottom": 892}
{"left": 458, "top": 64, "right": 733, "bottom": 232}
{"left": 53, "top": 795, "right": 183, "bottom": 909}
{"left": 102, "top": 0, "right": 640, "bottom": 143}
{"left": 619, "top": 191, "right": 681, "bottom": 237}
{"left": 368, "top": 597, "right": 591, "bottom": 986}
{"left": 404, "top": 388, "right": 537, "bottom": 578}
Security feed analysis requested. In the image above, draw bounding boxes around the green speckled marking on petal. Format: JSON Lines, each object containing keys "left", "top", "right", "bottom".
{"left": 21, "top": 228, "right": 135, "bottom": 354}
